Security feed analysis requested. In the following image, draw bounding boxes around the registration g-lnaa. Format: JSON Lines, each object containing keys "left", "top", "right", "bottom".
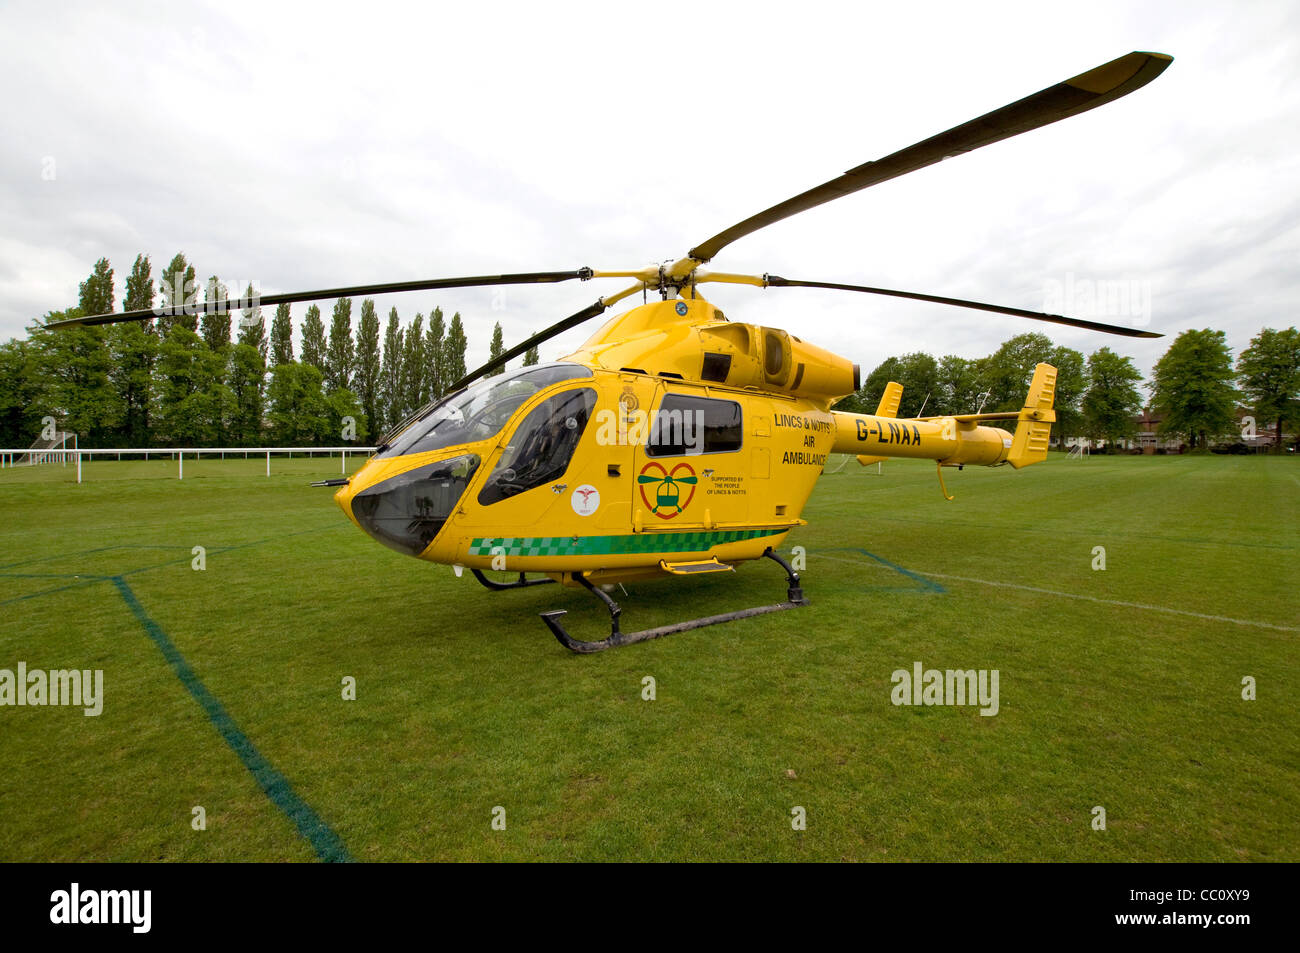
{"left": 57, "top": 52, "right": 1172, "bottom": 652}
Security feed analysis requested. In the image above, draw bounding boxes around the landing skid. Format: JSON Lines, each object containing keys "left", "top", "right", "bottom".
{"left": 470, "top": 569, "right": 556, "bottom": 591}
{"left": 541, "top": 548, "right": 809, "bottom": 654}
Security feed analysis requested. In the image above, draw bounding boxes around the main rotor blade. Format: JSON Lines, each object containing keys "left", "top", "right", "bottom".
{"left": 444, "top": 281, "right": 646, "bottom": 393}
{"left": 762, "top": 275, "right": 1162, "bottom": 338}
{"left": 45, "top": 269, "right": 595, "bottom": 329}
{"left": 686, "top": 51, "right": 1172, "bottom": 265}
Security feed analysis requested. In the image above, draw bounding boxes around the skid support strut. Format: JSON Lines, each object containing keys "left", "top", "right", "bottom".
{"left": 541, "top": 548, "right": 809, "bottom": 653}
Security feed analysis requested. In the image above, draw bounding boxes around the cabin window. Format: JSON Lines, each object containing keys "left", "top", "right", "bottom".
{"left": 645, "top": 394, "right": 743, "bottom": 456}
{"left": 478, "top": 388, "right": 598, "bottom": 504}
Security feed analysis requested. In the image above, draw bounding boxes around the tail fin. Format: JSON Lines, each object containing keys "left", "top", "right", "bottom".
{"left": 875, "top": 381, "right": 903, "bottom": 418}
{"left": 1006, "top": 363, "right": 1057, "bottom": 469}
{"left": 855, "top": 382, "right": 903, "bottom": 466}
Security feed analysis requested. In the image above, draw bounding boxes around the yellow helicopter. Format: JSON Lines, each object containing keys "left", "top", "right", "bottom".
{"left": 55, "top": 51, "right": 1171, "bottom": 651}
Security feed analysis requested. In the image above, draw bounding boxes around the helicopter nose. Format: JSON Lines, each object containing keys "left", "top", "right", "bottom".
{"left": 340, "top": 453, "right": 481, "bottom": 558}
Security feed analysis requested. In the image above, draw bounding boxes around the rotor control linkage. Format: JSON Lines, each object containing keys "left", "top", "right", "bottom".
{"left": 540, "top": 547, "right": 810, "bottom": 653}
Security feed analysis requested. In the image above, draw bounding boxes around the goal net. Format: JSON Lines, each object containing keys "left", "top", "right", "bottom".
{"left": 14, "top": 430, "right": 73, "bottom": 466}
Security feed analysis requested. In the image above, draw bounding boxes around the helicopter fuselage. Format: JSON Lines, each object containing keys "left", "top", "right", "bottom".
{"left": 335, "top": 296, "right": 1040, "bottom": 587}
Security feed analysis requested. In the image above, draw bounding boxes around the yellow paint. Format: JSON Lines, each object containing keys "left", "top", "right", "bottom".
{"left": 333, "top": 294, "right": 1058, "bottom": 583}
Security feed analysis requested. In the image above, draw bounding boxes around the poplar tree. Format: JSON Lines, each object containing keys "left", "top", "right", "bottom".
{"left": 354, "top": 298, "right": 381, "bottom": 441}
{"left": 485, "top": 322, "right": 505, "bottom": 377}
{"left": 113, "top": 253, "right": 157, "bottom": 444}
{"left": 201, "top": 276, "right": 232, "bottom": 351}
{"left": 443, "top": 312, "right": 468, "bottom": 388}
{"left": 379, "top": 307, "right": 403, "bottom": 434}
{"left": 270, "top": 303, "right": 294, "bottom": 366}
{"left": 523, "top": 339, "right": 540, "bottom": 366}
{"left": 301, "top": 304, "right": 327, "bottom": 373}
{"left": 325, "top": 297, "right": 354, "bottom": 392}
{"left": 159, "top": 252, "right": 197, "bottom": 333}
{"left": 123, "top": 254, "right": 154, "bottom": 331}
{"left": 403, "top": 313, "right": 425, "bottom": 416}
{"left": 236, "top": 282, "right": 268, "bottom": 362}
{"left": 78, "top": 258, "right": 114, "bottom": 316}
{"left": 424, "top": 306, "right": 445, "bottom": 402}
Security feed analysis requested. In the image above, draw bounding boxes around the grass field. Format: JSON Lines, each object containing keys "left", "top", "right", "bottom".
{"left": 0, "top": 452, "right": 1296, "bottom": 862}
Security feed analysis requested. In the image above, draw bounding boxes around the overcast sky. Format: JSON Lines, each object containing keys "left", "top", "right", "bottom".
{"left": 2, "top": 0, "right": 1297, "bottom": 381}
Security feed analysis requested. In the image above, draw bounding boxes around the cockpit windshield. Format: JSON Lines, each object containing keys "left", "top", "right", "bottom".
{"left": 375, "top": 362, "right": 593, "bottom": 460}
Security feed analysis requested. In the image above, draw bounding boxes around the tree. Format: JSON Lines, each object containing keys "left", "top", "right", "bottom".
{"left": 485, "top": 322, "right": 506, "bottom": 377}
{"left": 236, "top": 282, "right": 267, "bottom": 362}
{"left": 1150, "top": 329, "right": 1237, "bottom": 449}
{"left": 0, "top": 338, "right": 51, "bottom": 447}
{"left": 155, "top": 326, "right": 226, "bottom": 445}
{"left": 934, "top": 355, "right": 986, "bottom": 416}
{"left": 325, "top": 297, "right": 354, "bottom": 392}
{"left": 522, "top": 338, "right": 540, "bottom": 366}
{"left": 301, "top": 305, "right": 327, "bottom": 373}
{"left": 1049, "top": 345, "right": 1087, "bottom": 444}
{"left": 443, "top": 312, "right": 468, "bottom": 389}
{"left": 270, "top": 303, "right": 294, "bottom": 366}
{"left": 402, "top": 313, "right": 425, "bottom": 416}
{"left": 267, "top": 361, "right": 330, "bottom": 445}
{"left": 424, "top": 307, "right": 445, "bottom": 402}
{"left": 111, "top": 253, "right": 158, "bottom": 445}
{"left": 123, "top": 253, "right": 154, "bottom": 322}
{"left": 28, "top": 312, "right": 120, "bottom": 444}
{"left": 78, "top": 258, "right": 114, "bottom": 318}
{"left": 354, "top": 298, "right": 381, "bottom": 442}
{"left": 1082, "top": 347, "right": 1144, "bottom": 446}
{"left": 1237, "top": 327, "right": 1300, "bottom": 451}
{"left": 326, "top": 388, "right": 366, "bottom": 444}
{"left": 158, "top": 253, "right": 197, "bottom": 334}
{"left": 107, "top": 321, "right": 158, "bottom": 446}
{"left": 982, "top": 333, "right": 1054, "bottom": 412}
{"left": 227, "top": 343, "right": 266, "bottom": 446}
{"left": 379, "top": 307, "right": 404, "bottom": 434}
{"left": 858, "top": 352, "right": 940, "bottom": 418}
{"left": 201, "top": 276, "right": 232, "bottom": 352}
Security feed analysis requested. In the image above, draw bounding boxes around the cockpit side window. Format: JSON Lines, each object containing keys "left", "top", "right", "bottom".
{"left": 478, "top": 388, "right": 598, "bottom": 505}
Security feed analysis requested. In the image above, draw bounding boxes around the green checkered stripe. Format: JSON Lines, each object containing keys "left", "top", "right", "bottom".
{"left": 468, "top": 528, "right": 784, "bottom": 558}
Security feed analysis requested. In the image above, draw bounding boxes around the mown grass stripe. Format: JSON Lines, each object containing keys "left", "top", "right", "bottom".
{"left": 111, "top": 575, "right": 353, "bottom": 862}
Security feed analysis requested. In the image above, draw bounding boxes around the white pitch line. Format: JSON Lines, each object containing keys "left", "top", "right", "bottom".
{"left": 819, "top": 554, "right": 1299, "bottom": 633}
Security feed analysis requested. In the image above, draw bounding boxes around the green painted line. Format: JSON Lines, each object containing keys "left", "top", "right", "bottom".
{"left": 111, "top": 575, "right": 353, "bottom": 863}
{"left": 825, "top": 547, "right": 946, "bottom": 593}
{"left": 468, "top": 527, "right": 785, "bottom": 558}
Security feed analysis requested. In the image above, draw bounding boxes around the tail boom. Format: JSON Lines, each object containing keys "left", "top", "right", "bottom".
{"left": 831, "top": 363, "right": 1057, "bottom": 469}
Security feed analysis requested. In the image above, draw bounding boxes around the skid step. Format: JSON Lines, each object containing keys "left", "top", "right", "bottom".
{"left": 659, "top": 557, "right": 734, "bottom": 575}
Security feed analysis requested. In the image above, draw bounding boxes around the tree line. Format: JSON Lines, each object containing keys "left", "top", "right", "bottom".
{"left": 0, "top": 253, "right": 539, "bottom": 449}
{"left": 1, "top": 254, "right": 1295, "bottom": 452}
{"left": 837, "top": 326, "right": 1299, "bottom": 450}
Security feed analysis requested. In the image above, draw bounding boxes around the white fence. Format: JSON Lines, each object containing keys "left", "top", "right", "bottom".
{"left": 0, "top": 447, "right": 377, "bottom": 484}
